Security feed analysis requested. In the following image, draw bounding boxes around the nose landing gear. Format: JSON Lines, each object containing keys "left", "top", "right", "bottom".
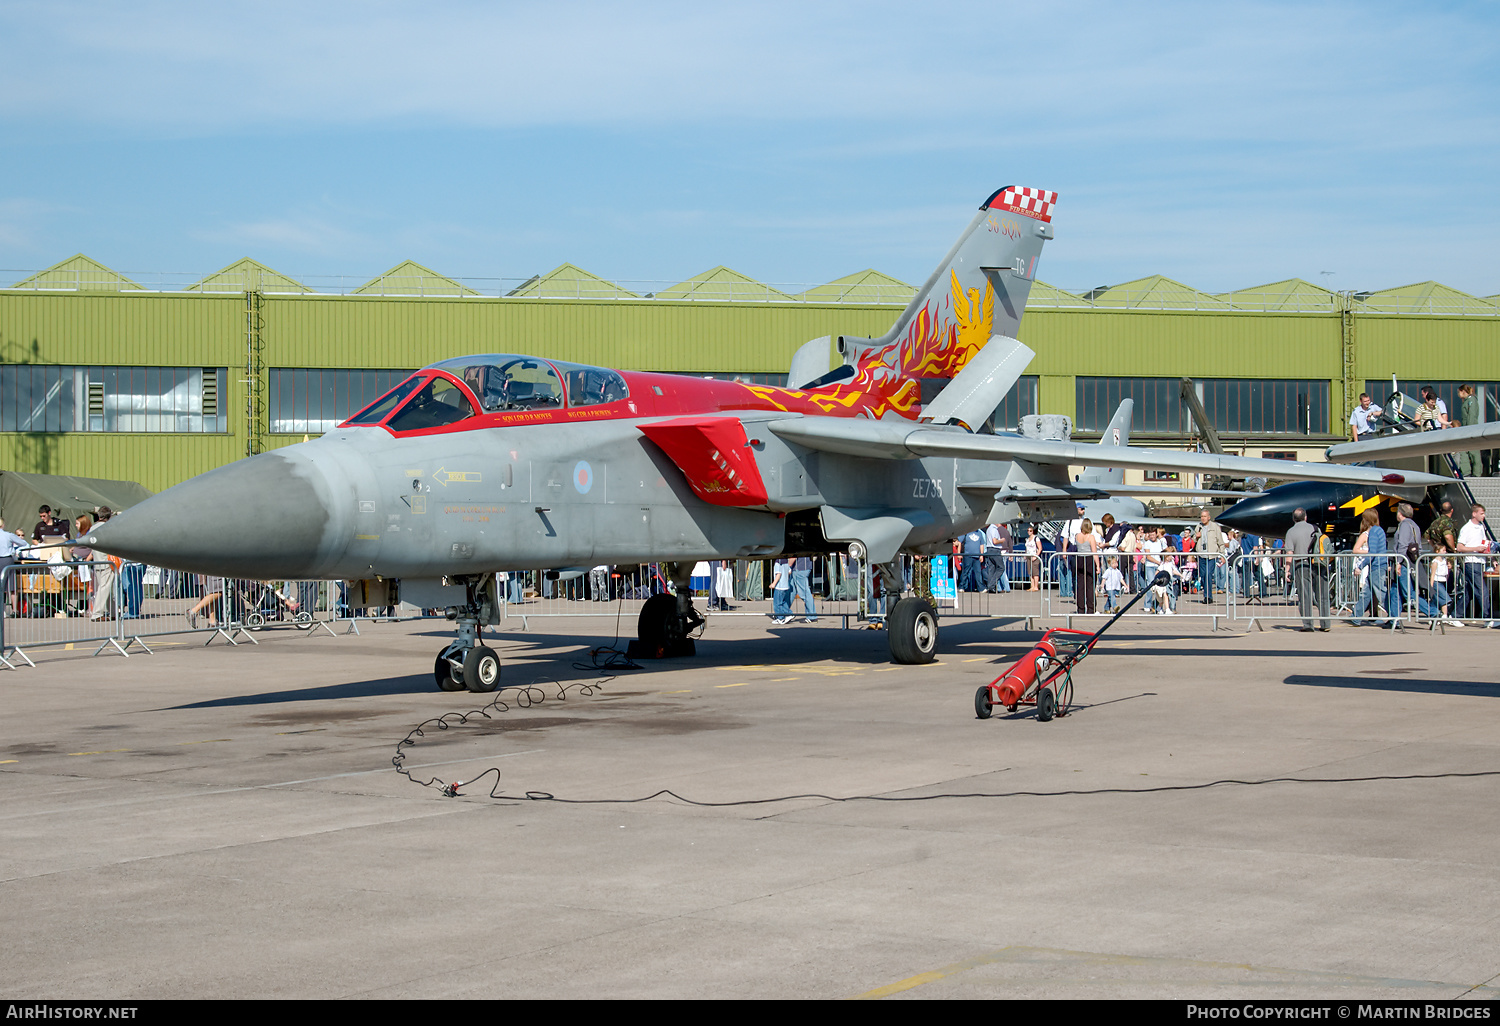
{"left": 432, "top": 575, "right": 503, "bottom": 693}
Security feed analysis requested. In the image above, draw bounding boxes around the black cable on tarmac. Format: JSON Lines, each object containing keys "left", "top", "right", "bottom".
{"left": 393, "top": 672, "right": 1500, "bottom": 805}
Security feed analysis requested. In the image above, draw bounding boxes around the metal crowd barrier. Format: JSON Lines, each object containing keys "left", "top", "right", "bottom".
{"left": 1227, "top": 550, "right": 1416, "bottom": 630}
{"left": 0, "top": 561, "right": 349, "bottom": 668}
{"left": 0, "top": 560, "right": 135, "bottom": 666}
{"left": 1038, "top": 551, "right": 1234, "bottom": 629}
{"left": 498, "top": 562, "right": 867, "bottom": 628}
{"left": 1409, "top": 551, "right": 1500, "bottom": 631}
{"left": 941, "top": 552, "right": 1047, "bottom": 625}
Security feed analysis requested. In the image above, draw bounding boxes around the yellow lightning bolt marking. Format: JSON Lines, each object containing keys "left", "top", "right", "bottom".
{"left": 1340, "top": 494, "right": 1382, "bottom": 517}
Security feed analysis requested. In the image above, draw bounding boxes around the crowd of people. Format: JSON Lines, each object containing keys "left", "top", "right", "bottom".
{"left": 994, "top": 496, "right": 1500, "bottom": 628}
{"left": 0, "top": 504, "right": 130, "bottom": 620}
{"left": 1351, "top": 384, "right": 1493, "bottom": 477}
{"left": 956, "top": 507, "right": 1252, "bottom": 615}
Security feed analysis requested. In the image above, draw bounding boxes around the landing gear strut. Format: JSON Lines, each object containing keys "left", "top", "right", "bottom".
{"left": 433, "top": 576, "right": 502, "bottom": 693}
{"left": 628, "top": 561, "right": 703, "bottom": 659}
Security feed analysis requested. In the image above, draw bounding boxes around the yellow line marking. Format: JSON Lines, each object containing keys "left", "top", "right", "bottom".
{"left": 962, "top": 657, "right": 989, "bottom": 662}
{"left": 716, "top": 682, "right": 750, "bottom": 688}
{"left": 659, "top": 689, "right": 693, "bottom": 694}
{"left": 873, "top": 667, "right": 903, "bottom": 672}
{"left": 0, "top": 759, "right": 17, "bottom": 764}
{"left": 771, "top": 677, "right": 800, "bottom": 681}
{"left": 65, "top": 643, "right": 74, "bottom": 651}
{"left": 68, "top": 749, "right": 131, "bottom": 756}
{"left": 857, "top": 971, "right": 946, "bottom": 998}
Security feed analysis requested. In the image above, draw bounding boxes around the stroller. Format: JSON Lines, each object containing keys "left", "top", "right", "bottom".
{"left": 230, "top": 581, "right": 314, "bottom": 630}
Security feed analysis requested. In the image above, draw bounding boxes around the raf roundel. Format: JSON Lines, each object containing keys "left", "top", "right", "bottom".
{"left": 573, "top": 460, "right": 593, "bottom": 494}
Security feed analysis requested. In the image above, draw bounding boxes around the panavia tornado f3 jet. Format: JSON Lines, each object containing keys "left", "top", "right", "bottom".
{"left": 86, "top": 185, "right": 1449, "bottom": 691}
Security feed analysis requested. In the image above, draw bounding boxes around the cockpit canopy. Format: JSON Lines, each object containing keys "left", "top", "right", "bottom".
{"left": 342, "top": 354, "right": 629, "bottom": 431}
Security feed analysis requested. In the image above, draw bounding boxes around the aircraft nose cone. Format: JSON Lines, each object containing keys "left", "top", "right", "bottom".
{"left": 86, "top": 449, "right": 348, "bottom": 579}
{"left": 1217, "top": 482, "right": 1326, "bottom": 539}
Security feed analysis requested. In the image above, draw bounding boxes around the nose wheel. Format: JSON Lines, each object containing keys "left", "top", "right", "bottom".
{"left": 434, "top": 643, "right": 501, "bottom": 693}
{"left": 462, "top": 645, "right": 500, "bottom": 692}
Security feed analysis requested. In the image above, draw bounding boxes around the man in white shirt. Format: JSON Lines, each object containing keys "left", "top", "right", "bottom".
{"left": 1456, "top": 504, "right": 1493, "bottom": 623}
{"left": 1348, "top": 393, "right": 1383, "bottom": 441}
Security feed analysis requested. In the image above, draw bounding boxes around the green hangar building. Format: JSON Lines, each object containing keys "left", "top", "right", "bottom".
{"left": 2, "top": 253, "right": 1498, "bottom": 495}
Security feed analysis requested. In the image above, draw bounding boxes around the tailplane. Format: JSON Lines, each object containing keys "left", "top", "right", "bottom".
{"left": 835, "top": 186, "right": 1055, "bottom": 415}
{"left": 1077, "top": 399, "right": 1134, "bottom": 485}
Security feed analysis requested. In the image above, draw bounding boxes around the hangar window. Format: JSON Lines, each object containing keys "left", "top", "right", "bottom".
{"left": 1076, "top": 378, "right": 1182, "bottom": 433}
{"left": 273, "top": 368, "right": 413, "bottom": 433}
{"left": 0, "top": 365, "right": 228, "bottom": 433}
{"left": 1200, "top": 379, "right": 1329, "bottom": 435}
{"left": 344, "top": 373, "right": 425, "bottom": 426}
{"left": 1078, "top": 377, "right": 1331, "bottom": 435}
{"left": 988, "top": 376, "right": 1038, "bottom": 432}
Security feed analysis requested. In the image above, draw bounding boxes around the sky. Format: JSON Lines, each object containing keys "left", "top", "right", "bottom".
{"left": 1, "top": 0, "right": 1497, "bottom": 296}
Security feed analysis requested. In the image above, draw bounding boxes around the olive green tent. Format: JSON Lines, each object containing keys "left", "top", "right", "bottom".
{"left": 0, "top": 471, "right": 153, "bottom": 536}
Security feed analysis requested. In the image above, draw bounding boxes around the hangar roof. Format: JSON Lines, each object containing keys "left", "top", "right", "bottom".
{"left": 185, "top": 258, "right": 313, "bottom": 294}
{"left": 1217, "top": 278, "right": 1339, "bottom": 312}
{"left": 355, "top": 260, "right": 479, "bottom": 297}
{"left": 654, "top": 265, "right": 791, "bottom": 302}
{"left": 9, "top": 254, "right": 144, "bottom": 292}
{"left": 796, "top": 269, "right": 916, "bottom": 305}
{"left": 1, "top": 253, "right": 1495, "bottom": 316}
{"left": 1082, "top": 275, "right": 1230, "bottom": 310}
{"left": 1358, "top": 281, "right": 1499, "bottom": 315}
{"left": 508, "top": 263, "right": 640, "bottom": 300}
{"left": 1024, "top": 280, "right": 1091, "bottom": 307}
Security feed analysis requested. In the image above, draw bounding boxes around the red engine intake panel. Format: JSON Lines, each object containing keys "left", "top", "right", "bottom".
{"left": 638, "top": 417, "right": 771, "bottom": 507}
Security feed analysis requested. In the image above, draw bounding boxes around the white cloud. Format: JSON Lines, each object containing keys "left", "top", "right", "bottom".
{"left": 192, "top": 216, "right": 368, "bottom": 258}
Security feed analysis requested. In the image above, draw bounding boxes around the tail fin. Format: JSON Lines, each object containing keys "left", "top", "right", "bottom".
{"left": 1077, "top": 399, "right": 1134, "bottom": 485}
{"left": 837, "top": 187, "right": 1055, "bottom": 400}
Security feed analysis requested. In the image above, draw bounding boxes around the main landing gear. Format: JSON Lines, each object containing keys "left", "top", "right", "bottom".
{"left": 887, "top": 596, "right": 938, "bottom": 664}
{"left": 875, "top": 559, "right": 937, "bottom": 665}
{"left": 433, "top": 576, "right": 502, "bottom": 693}
{"left": 628, "top": 561, "right": 704, "bottom": 659}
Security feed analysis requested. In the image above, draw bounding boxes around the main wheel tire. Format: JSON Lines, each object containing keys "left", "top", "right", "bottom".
{"left": 638, "top": 592, "right": 681, "bottom": 653}
{"left": 974, "top": 685, "right": 994, "bottom": 719}
{"left": 1037, "top": 687, "right": 1056, "bottom": 723}
{"left": 434, "top": 652, "right": 466, "bottom": 692}
{"left": 888, "top": 597, "right": 938, "bottom": 664}
{"left": 463, "top": 645, "right": 501, "bottom": 693}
